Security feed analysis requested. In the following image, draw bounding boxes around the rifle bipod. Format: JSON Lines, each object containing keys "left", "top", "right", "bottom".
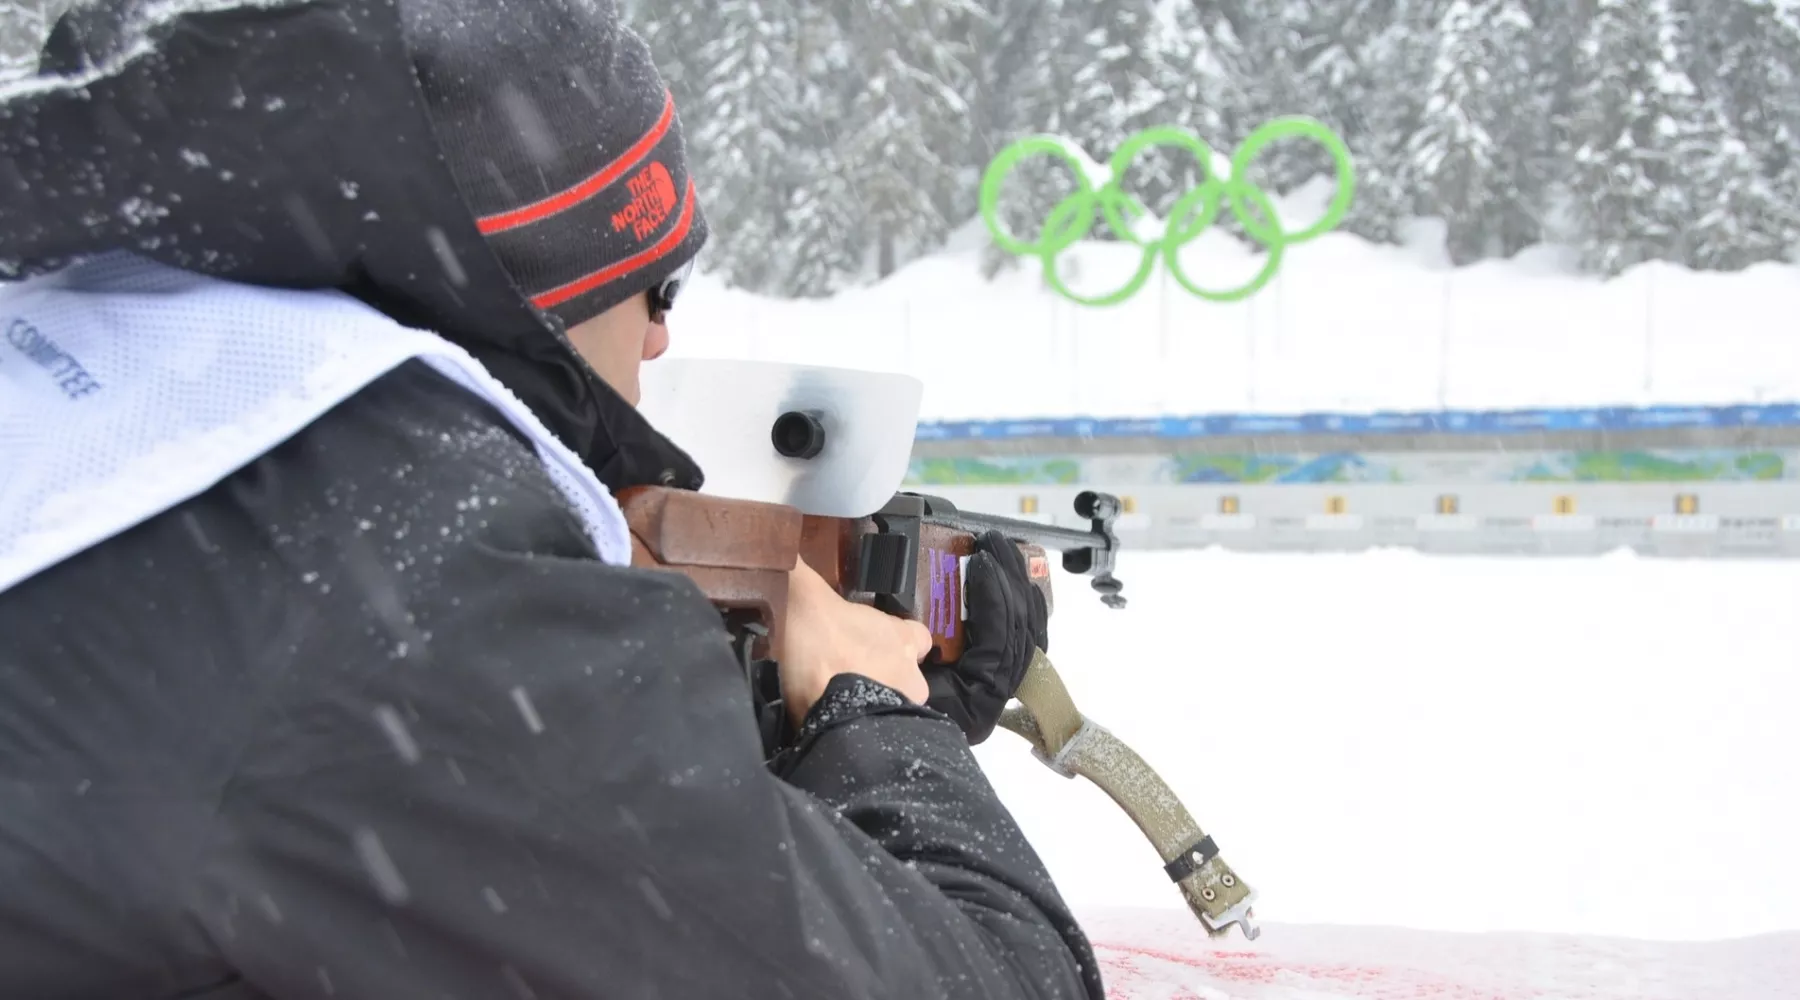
{"left": 998, "top": 648, "right": 1260, "bottom": 941}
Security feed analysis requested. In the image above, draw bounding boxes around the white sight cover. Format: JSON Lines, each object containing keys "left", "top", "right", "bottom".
{"left": 636, "top": 358, "right": 923, "bottom": 518}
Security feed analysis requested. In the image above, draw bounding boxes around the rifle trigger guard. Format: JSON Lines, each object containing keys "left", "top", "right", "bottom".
{"left": 728, "top": 617, "right": 770, "bottom": 677}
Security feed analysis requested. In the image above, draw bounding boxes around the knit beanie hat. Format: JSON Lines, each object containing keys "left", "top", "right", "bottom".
{"left": 399, "top": 0, "right": 707, "bottom": 330}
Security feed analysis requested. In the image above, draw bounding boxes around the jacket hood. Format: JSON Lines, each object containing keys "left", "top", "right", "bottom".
{"left": 0, "top": 0, "right": 703, "bottom": 492}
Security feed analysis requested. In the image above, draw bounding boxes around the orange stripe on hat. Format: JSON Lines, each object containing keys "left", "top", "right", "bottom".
{"left": 475, "top": 89, "right": 676, "bottom": 236}
{"left": 529, "top": 177, "right": 696, "bottom": 310}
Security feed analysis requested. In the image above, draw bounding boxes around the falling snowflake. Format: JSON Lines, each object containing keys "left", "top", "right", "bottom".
{"left": 118, "top": 197, "right": 169, "bottom": 227}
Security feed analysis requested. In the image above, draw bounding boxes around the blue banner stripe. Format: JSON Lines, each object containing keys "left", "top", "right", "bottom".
{"left": 914, "top": 404, "right": 1800, "bottom": 441}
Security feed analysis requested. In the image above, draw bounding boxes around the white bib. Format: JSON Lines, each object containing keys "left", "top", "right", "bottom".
{"left": 0, "top": 254, "right": 632, "bottom": 596}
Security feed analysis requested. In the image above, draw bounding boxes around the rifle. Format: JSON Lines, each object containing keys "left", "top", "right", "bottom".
{"left": 617, "top": 464, "right": 1261, "bottom": 941}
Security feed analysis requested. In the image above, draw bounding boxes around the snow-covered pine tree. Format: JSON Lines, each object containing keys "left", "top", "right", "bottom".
{"left": 1675, "top": 0, "right": 1800, "bottom": 266}
{"left": 967, "top": 0, "right": 1064, "bottom": 167}
{"left": 1143, "top": 0, "right": 1247, "bottom": 190}
{"left": 629, "top": 0, "right": 704, "bottom": 100}
{"left": 835, "top": 0, "right": 982, "bottom": 281}
{"left": 1685, "top": 125, "right": 1793, "bottom": 270}
{"left": 967, "top": 0, "right": 1073, "bottom": 279}
{"left": 770, "top": 3, "right": 866, "bottom": 295}
{"left": 1408, "top": 0, "right": 1548, "bottom": 263}
{"left": 1292, "top": 0, "right": 1396, "bottom": 135}
{"left": 1057, "top": 0, "right": 1161, "bottom": 141}
{"left": 1320, "top": 0, "right": 1437, "bottom": 245}
{"left": 1519, "top": 0, "right": 1588, "bottom": 251}
{"left": 1525, "top": 0, "right": 1585, "bottom": 133}
{"left": 1042, "top": 0, "right": 1169, "bottom": 229}
{"left": 1223, "top": 0, "right": 1322, "bottom": 195}
{"left": 1566, "top": 0, "right": 1715, "bottom": 274}
{"left": 1161, "top": 0, "right": 1257, "bottom": 144}
{"left": 776, "top": 151, "right": 867, "bottom": 296}
{"left": 679, "top": 0, "right": 844, "bottom": 294}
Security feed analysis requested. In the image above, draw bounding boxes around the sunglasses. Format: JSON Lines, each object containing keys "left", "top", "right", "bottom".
{"left": 647, "top": 257, "right": 695, "bottom": 323}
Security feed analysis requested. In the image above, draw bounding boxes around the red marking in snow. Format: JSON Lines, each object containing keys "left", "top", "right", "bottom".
{"left": 1094, "top": 942, "right": 1540, "bottom": 1000}
{"left": 1079, "top": 912, "right": 1800, "bottom": 1000}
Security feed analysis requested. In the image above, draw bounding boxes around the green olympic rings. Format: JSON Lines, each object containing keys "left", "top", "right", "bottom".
{"left": 978, "top": 118, "right": 1356, "bottom": 306}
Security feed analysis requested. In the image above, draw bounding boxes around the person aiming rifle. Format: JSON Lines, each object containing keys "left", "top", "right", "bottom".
{"left": 0, "top": 0, "right": 1107, "bottom": 997}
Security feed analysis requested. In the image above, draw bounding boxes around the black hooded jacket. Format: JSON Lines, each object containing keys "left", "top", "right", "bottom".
{"left": 0, "top": 1, "right": 1104, "bottom": 998}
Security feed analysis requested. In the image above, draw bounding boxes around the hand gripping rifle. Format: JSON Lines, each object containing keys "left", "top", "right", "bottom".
{"left": 625, "top": 361, "right": 1259, "bottom": 941}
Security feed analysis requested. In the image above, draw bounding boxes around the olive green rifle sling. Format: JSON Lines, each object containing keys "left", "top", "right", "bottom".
{"left": 997, "top": 648, "right": 1260, "bottom": 941}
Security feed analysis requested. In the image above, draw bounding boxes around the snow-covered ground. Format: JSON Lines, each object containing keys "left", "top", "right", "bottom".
{"left": 667, "top": 191, "right": 1800, "bottom": 420}
{"left": 972, "top": 548, "right": 1800, "bottom": 998}
{"left": 1076, "top": 907, "right": 1800, "bottom": 1000}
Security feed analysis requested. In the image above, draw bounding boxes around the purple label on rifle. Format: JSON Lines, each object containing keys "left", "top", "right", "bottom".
{"left": 928, "top": 549, "right": 958, "bottom": 638}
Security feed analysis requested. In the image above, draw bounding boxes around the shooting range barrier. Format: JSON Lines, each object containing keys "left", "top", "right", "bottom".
{"left": 907, "top": 402, "right": 1800, "bottom": 559}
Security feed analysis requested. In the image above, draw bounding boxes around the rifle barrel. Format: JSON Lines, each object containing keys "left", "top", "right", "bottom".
{"left": 919, "top": 509, "right": 1111, "bottom": 555}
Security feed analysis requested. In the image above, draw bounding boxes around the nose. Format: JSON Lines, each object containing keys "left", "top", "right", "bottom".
{"left": 643, "top": 320, "right": 670, "bottom": 361}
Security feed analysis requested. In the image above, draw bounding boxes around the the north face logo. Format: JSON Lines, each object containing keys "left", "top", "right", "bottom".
{"left": 612, "top": 161, "right": 677, "bottom": 241}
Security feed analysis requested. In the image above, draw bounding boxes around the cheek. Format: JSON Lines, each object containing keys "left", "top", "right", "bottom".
{"left": 643, "top": 322, "right": 669, "bottom": 361}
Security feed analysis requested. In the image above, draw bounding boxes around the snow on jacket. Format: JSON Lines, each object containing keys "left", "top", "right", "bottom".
{"left": 0, "top": 258, "right": 1104, "bottom": 999}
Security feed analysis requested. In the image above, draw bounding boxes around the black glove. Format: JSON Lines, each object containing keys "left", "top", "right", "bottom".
{"left": 923, "top": 529, "right": 1049, "bottom": 745}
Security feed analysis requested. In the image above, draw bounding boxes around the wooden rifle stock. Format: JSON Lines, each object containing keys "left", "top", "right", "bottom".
{"left": 615, "top": 487, "right": 1122, "bottom": 664}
